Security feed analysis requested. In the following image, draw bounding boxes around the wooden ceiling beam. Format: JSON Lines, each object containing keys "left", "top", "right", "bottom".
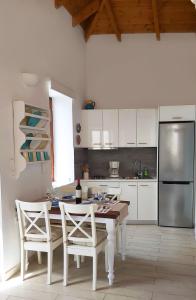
{"left": 55, "top": 0, "right": 63, "bottom": 9}
{"left": 104, "top": 0, "right": 121, "bottom": 41}
{"left": 72, "top": 0, "right": 100, "bottom": 27}
{"left": 152, "top": 0, "right": 160, "bottom": 40}
{"left": 85, "top": 0, "right": 105, "bottom": 41}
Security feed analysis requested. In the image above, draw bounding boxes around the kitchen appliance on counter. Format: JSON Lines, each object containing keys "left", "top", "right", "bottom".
{"left": 109, "top": 161, "right": 120, "bottom": 178}
{"left": 158, "top": 122, "right": 195, "bottom": 228}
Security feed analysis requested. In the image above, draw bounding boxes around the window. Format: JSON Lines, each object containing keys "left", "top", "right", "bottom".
{"left": 49, "top": 93, "right": 74, "bottom": 187}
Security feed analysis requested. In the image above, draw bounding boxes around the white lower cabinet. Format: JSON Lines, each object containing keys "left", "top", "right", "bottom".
{"left": 120, "top": 182, "right": 137, "bottom": 220}
{"left": 82, "top": 181, "right": 120, "bottom": 193}
{"left": 81, "top": 180, "right": 158, "bottom": 222}
{"left": 138, "top": 182, "right": 157, "bottom": 221}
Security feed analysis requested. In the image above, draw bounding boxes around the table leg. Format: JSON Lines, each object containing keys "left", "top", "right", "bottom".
{"left": 106, "top": 220, "right": 116, "bottom": 286}
{"left": 120, "top": 218, "right": 127, "bottom": 261}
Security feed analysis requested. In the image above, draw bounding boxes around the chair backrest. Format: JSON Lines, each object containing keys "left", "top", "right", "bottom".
{"left": 59, "top": 203, "right": 98, "bottom": 247}
{"left": 107, "top": 187, "right": 121, "bottom": 200}
{"left": 15, "top": 200, "right": 52, "bottom": 242}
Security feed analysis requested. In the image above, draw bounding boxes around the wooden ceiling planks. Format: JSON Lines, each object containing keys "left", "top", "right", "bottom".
{"left": 152, "top": 0, "right": 160, "bottom": 40}
{"left": 72, "top": 0, "right": 100, "bottom": 27}
{"left": 55, "top": 0, "right": 196, "bottom": 41}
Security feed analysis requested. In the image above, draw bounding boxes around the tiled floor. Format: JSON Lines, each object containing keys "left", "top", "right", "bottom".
{"left": 1, "top": 225, "right": 196, "bottom": 300}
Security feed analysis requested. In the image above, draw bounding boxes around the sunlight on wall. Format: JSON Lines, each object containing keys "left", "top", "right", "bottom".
{"left": 52, "top": 94, "right": 74, "bottom": 187}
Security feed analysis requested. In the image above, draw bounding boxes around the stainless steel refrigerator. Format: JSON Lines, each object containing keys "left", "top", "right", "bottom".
{"left": 158, "top": 122, "right": 195, "bottom": 228}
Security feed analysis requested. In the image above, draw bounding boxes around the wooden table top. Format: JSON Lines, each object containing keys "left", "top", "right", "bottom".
{"left": 50, "top": 201, "right": 129, "bottom": 220}
{"left": 34, "top": 198, "right": 129, "bottom": 220}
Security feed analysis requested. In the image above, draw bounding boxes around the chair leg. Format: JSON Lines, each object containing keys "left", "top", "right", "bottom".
{"left": 37, "top": 251, "right": 42, "bottom": 264}
{"left": 21, "top": 246, "right": 25, "bottom": 281}
{"left": 92, "top": 254, "right": 97, "bottom": 291}
{"left": 47, "top": 246, "right": 53, "bottom": 285}
{"left": 63, "top": 248, "right": 69, "bottom": 286}
{"left": 25, "top": 250, "right": 29, "bottom": 271}
{"left": 105, "top": 245, "right": 108, "bottom": 273}
{"left": 76, "top": 255, "right": 80, "bottom": 269}
{"left": 81, "top": 256, "right": 85, "bottom": 263}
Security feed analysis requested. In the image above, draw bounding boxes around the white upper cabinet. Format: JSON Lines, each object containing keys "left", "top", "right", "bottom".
{"left": 118, "top": 109, "right": 137, "bottom": 147}
{"left": 81, "top": 108, "right": 158, "bottom": 148}
{"left": 138, "top": 182, "right": 158, "bottom": 221}
{"left": 102, "top": 110, "right": 118, "bottom": 148}
{"left": 81, "top": 110, "right": 102, "bottom": 148}
{"left": 137, "top": 109, "right": 157, "bottom": 147}
{"left": 159, "top": 105, "right": 195, "bottom": 122}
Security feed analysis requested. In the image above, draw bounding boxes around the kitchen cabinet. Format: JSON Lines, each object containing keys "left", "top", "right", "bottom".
{"left": 118, "top": 109, "right": 137, "bottom": 147}
{"left": 81, "top": 180, "right": 120, "bottom": 193}
{"left": 81, "top": 180, "right": 158, "bottom": 222}
{"left": 159, "top": 105, "right": 195, "bottom": 122}
{"left": 81, "top": 110, "right": 102, "bottom": 148}
{"left": 137, "top": 109, "right": 157, "bottom": 147}
{"left": 81, "top": 108, "right": 158, "bottom": 148}
{"left": 102, "top": 110, "right": 118, "bottom": 148}
{"left": 138, "top": 182, "right": 157, "bottom": 221}
{"left": 120, "top": 182, "right": 137, "bottom": 220}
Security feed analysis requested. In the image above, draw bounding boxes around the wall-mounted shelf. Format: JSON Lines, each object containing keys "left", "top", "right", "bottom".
{"left": 19, "top": 125, "right": 46, "bottom": 132}
{"left": 13, "top": 100, "right": 51, "bottom": 178}
{"left": 25, "top": 112, "right": 50, "bottom": 121}
{"left": 25, "top": 137, "right": 51, "bottom": 141}
{"left": 27, "top": 161, "right": 50, "bottom": 165}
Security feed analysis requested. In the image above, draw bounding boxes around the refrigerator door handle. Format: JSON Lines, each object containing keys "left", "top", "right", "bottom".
{"left": 162, "top": 181, "right": 191, "bottom": 185}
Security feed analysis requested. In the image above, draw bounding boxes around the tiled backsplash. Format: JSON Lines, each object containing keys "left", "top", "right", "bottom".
{"left": 74, "top": 148, "right": 157, "bottom": 179}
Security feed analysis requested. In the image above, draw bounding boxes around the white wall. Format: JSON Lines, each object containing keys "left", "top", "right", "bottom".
{"left": 86, "top": 34, "right": 196, "bottom": 108}
{"left": 0, "top": 0, "right": 85, "bottom": 277}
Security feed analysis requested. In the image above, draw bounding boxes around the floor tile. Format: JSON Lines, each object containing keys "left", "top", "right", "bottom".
{"left": 3, "top": 225, "right": 196, "bottom": 300}
{"left": 152, "top": 292, "right": 196, "bottom": 300}
{"left": 7, "top": 297, "right": 32, "bottom": 300}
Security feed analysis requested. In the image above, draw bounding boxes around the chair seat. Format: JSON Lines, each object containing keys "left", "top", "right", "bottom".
{"left": 70, "top": 229, "right": 107, "bottom": 247}
{"left": 26, "top": 226, "right": 62, "bottom": 242}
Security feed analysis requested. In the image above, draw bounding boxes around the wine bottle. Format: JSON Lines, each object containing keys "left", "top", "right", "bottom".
{"left": 75, "top": 178, "right": 82, "bottom": 204}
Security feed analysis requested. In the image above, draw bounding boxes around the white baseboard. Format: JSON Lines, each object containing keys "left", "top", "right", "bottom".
{"left": 3, "top": 263, "right": 20, "bottom": 281}
{"left": 127, "top": 221, "right": 158, "bottom": 225}
{"left": 2, "top": 251, "right": 37, "bottom": 281}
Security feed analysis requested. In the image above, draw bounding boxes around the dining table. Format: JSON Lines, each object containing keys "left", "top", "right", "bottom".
{"left": 28, "top": 199, "right": 129, "bottom": 286}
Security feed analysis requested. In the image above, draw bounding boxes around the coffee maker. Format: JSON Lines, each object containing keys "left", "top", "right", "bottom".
{"left": 109, "top": 161, "right": 120, "bottom": 178}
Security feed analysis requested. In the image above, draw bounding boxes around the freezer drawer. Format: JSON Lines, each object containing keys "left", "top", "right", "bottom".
{"left": 159, "top": 182, "right": 194, "bottom": 228}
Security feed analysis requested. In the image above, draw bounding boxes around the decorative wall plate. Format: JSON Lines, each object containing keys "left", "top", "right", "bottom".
{"left": 76, "top": 134, "right": 81, "bottom": 145}
{"left": 76, "top": 123, "right": 81, "bottom": 133}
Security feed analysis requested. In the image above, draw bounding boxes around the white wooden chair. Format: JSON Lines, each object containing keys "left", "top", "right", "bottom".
{"left": 106, "top": 187, "right": 123, "bottom": 261}
{"left": 88, "top": 186, "right": 123, "bottom": 263}
{"left": 59, "top": 202, "right": 107, "bottom": 291}
{"left": 15, "top": 200, "right": 63, "bottom": 284}
{"left": 107, "top": 187, "right": 121, "bottom": 200}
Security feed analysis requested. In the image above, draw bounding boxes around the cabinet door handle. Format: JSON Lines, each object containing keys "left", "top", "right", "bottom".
{"left": 93, "top": 143, "right": 101, "bottom": 145}
{"left": 128, "top": 184, "right": 137, "bottom": 187}
{"left": 172, "top": 116, "right": 182, "bottom": 120}
{"left": 127, "top": 142, "right": 135, "bottom": 145}
{"left": 140, "top": 184, "right": 149, "bottom": 187}
{"left": 104, "top": 142, "right": 113, "bottom": 145}
{"left": 99, "top": 184, "right": 108, "bottom": 187}
{"left": 138, "top": 142, "right": 147, "bottom": 145}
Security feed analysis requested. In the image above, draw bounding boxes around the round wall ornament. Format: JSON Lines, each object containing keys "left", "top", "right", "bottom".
{"left": 76, "top": 134, "right": 81, "bottom": 145}
{"left": 76, "top": 123, "right": 81, "bottom": 133}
